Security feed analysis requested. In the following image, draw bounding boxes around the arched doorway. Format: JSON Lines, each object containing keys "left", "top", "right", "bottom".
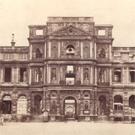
{"left": 99, "top": 95, "right": 107, "bottom": 115}
{"left": 2, "top": 95, "right": 12, "bottom": 114}
{"left": 17, "top": 96, "right": 28, "bottom": 115}
{"left": 64, "top": 96, "right": 77, "bottom": 120}
{"left": 129, "top": 95, "right": 135, "bottom": 109}
{"left": 33, "top": 95, "right": 42, "bottom": 115}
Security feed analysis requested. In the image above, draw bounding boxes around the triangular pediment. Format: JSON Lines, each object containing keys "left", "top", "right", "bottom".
{"left": 50, "top": 25, "right": 89, "bottom": 36}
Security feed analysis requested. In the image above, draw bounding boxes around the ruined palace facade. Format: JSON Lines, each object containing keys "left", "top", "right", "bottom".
{"left": 0, "top": 17, "right": 135, "bottom": 121}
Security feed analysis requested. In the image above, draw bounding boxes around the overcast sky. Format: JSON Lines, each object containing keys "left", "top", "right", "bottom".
{"left": 0, "top": 0, "right": 135, "bottom": 46}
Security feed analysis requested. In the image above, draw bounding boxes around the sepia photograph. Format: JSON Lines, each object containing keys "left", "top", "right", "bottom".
{"left": 0, "top": 0, "right": 135, "bottom": 135}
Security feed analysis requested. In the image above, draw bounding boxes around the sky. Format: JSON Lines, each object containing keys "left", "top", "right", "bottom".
{"left": 0, "top": 0, "right": 135, "bottom": 47}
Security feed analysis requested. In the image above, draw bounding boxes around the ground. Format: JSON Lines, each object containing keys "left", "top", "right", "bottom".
{"left": 0, "top": 121, "right": 135, "bottom": 135}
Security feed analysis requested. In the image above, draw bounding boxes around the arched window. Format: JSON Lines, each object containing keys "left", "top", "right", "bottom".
{"left": 129, "top": 95, "right": 135, "bottom": 109}
{"left": 83, "top": 68, "right": 89, "bottom": 84}
{"left": 2, "top": 95, "right": 12, "bottom": 114}
{"left": 99, "top": 48, "right": 106, "bottom": 58}
{"left": 35, "top": 48, "right": 42, "bottom": 58}
{"left": 52, "top": 46, "right": 58, "bottom": 58}
{"left": 83, "top": 46, "right": 90, "bottom": 58}
{"left": 17, "top": 96, "right": 27, "bottom": 115}
{"left": 84, "top": 101, "right": 89, "bottom": 110}
{"left": 66, "top": 45, "right": 75, "bottom": 55}
{"left": 114, "top": 95, "right": 123, "bottom": 103}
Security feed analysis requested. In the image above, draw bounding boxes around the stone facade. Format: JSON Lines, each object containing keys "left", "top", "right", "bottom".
{"left": 0, "top": 17, "right": 135, "bottom": 122}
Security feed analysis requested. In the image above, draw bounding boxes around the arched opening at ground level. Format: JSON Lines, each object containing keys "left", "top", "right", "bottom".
{"left": 33, "top": 95, "right": 42, "bottom": 115}
{"left": 1, "top": 95, "right": 12, "bottom": 114}
{"left": 98, "top": 95, "right": 107, "bottom": 115}
{"left": 17, "top": 95, "right": 28, "bottom": 115}
{"left": 64, "top": 96, "right": 77, "bottom": 120}
{"left": 129, "top": 95, "right": 135, "bottom": 109}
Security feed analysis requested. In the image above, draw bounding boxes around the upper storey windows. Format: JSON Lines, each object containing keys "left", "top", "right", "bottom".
{"left": 35, "top": 48, "right": 42, "bottom": 58}
{"left": 95, "top": 25, "right": 113, "bottom": 38}
{"left": 35, "top": 29, "right": 43, "bottom": 36}
{"left": 98, "top": 30, "right": 105, "bottom": 36}
{"left": 29, "top": 25, "right": 46, "bottom": 38}
{"left": 32, "top": 45, "right": 44, "bottom": 60}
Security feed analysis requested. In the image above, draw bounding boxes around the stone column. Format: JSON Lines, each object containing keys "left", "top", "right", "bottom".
{"left": 42, "top": 89, "right": 46, "bottom": 111}
{"left": 80, "top": 66, "right": 83, "bottom": 84}
{"left": 29, "top": 68, "right": 32, "bottom": 84}
{"left": 0, "top": 68, "right": 1, "bottom": 83}
{"left": 123, "top": 92, "right": 129, "bottom": 120}
{"left": 48, "top": 41, "right": 51, "bottom": 58}
{"left": 57, "top": 65, "right": 60, "bottom": 84}
{"left": 126, "top": 67, "right": 129, "bottom": 84}
{"left": 44, "top": 42, "right": 46, "bottom": 58}
{"left": 94, "top": 42, "right": 96, "bottom": 59}
{"left": 27, "top": 94, "right": 31, "bottom": 114}
{"left": 95, "top": 67, "right": 97, "bottom": 85}
{"left": 1, "top": 68, "right": 4, "bottom": 83}
{"left": 58, "top": 41, "right": 61, "bottom": 58}
{"left": 12, "top": 67, "right": 15, "bottom": 83}
{"left": 110, "top": 68, "right": 112, "bottom": 85}
{"left": 29, "top": 44, "right": 32, "bottom": 59}
{"left": 90, "top": 66, "right": 93, "bottom": 84}
{"left": 80, "top": 41, "right": 83, "bottom": 59}
{"left": 122, "top": 67, "right": 126, "bottom": 84}
{"left": 44, "top": 66, "right": 46, "bottom": 84}
{"left": 12, "top": 90, "right": 17, "bottom": 115}
{"left": 47, "top": 65, "right": 50, "bottom": 84}
{"left": 57, "top": 91, "right": 60, "bottom": 115}
{"left": 79, "top": 91, "right": 83, "bottom": 116}
{"left": 90, "top": 42, "right": 93, "bottom": 58}
{"left": 109, "top": 45, "right": 112, "bottom": 60}
{"left": 16, "top": 67, "right": 19, "bottom": 83}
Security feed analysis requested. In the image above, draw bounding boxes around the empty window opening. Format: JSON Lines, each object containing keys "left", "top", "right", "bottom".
{"left": 113, "top": 68, "right": 121, "bottom": 82}
{"left": 35, "top": 48, "right": 42, "bottom": 58}
{"left": 2, "top": 95, "right": 12, "bottom": 114}
{"left": 4, "top": 68, "right": 12, "bottom": 82}
{"left": 20, "top": 68, "right": 27, "bottom": 82}
{"left": 129, "top": 68, "right": 135, "bottom": 82}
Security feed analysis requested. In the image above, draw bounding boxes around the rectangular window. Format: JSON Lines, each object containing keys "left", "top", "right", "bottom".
{"left": 20, "top": 68, "right": 27, "bottom": 82}
{"left": 4, "top": 68, "right": 12, "bottom": 82}
{"left": 36, "top": 29, "right": 43, "bottom": 35}
{"left": 66, "top": 65, "right": 75, "bottom": 85}
{"left": 129, "top": 68, "right": 135, "bottom": 82}
{"left": 98, "top": 30, "right": 105, "bottom": 36}
{"left": 113, "top": 68, "right": 121, "bottom": 82}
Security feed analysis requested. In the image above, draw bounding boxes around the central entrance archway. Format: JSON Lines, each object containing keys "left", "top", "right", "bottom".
{"left": 33, "top": 95, "right": 42, "bottom": 115}
{"left": 64, "top": 96, "right": 77, "bottom": 120}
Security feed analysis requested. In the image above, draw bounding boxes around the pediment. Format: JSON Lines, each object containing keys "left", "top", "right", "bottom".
{"left": 50, "top": 25, "right": 89, "bottom": 36}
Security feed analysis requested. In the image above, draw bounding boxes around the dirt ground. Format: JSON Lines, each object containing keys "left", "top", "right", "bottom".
{"left": 0, "top": 121, "right": 135, "bottom": 135}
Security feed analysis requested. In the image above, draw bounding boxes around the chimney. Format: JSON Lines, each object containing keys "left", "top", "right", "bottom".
{"left": 11, "top": 33, "right": 16, "bottom": 47}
